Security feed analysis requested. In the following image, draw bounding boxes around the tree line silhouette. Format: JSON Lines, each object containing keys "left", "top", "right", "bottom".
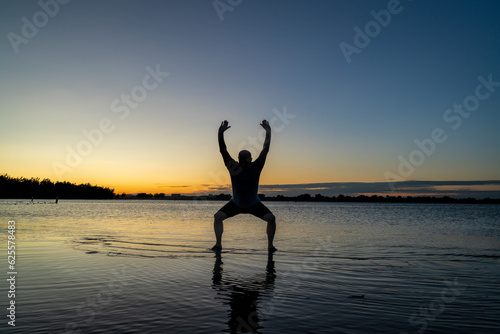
{"left": 0, "top": 174, "right": 114, "bottom": 199}
{"left": 2, "top": 174, "right": 498, "bottom": 203}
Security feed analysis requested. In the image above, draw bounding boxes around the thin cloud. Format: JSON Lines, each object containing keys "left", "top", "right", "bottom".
{"left": 156, "top": 185, "right": 190, "bottom": 188}
{"left": 258, "top": 180, "right": 500, "bottom": 198}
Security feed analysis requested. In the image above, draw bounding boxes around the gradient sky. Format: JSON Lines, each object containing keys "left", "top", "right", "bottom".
{"left": 1, "top": 0, "right": 500, "bottom": 197}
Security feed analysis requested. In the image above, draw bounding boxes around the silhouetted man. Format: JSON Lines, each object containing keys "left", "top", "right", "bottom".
{"left": 211, "top": 120, "right": 277, "bottom": 252}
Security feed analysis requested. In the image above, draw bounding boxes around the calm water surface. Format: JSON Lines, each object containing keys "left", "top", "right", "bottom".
{"left": 0, "top": 200, "right": 499, "bottom": 333}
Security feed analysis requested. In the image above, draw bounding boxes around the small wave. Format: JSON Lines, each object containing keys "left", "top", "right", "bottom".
{"left": 72, "top": 235, "right": 212, "bottom": 258}
{"left": 444, "top": 253, "right": 500, "bottom": 259}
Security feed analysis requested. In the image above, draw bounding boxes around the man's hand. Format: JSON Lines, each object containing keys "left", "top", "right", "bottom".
{"left": 260, "top": 120, "right": 271, "bottom": 131}
{"left": 219, "top": 120, "right": 231, "bottom": 133}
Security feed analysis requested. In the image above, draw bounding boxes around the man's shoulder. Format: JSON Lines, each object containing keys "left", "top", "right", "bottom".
{"left": 225, "top": 157, "right": 237, "bottom": 166}
{"left": 226, "top": 159, "right": 242, "bottom": 175}
{"left": 253, "top": 154, "right": 267, "bottom": 168}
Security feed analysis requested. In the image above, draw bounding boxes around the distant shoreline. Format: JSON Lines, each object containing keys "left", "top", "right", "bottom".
{"left": 2, "top": 174, "right": 499, "bottom": 204}
{"left": 117, "top": 193, "right": 500, "bottom": 204}
{"left": 3, "top": 194, "right": 500, "bottom": 204}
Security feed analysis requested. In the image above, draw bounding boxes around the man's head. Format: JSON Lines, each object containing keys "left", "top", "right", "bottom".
{"left": 238, "top": 150, "right": 252, "bottom": 164}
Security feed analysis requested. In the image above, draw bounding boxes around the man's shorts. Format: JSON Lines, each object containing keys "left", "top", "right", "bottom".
{"left": 217, "top": 200, "right": 272, "bottom": 220}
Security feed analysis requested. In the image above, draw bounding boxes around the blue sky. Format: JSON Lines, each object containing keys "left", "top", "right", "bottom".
{"left": 1, "top": 0, "right": 499, "bottom": 197}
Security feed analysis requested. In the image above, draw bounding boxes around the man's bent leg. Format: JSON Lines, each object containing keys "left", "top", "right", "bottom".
{"left": 263, "top": 212, "right": 277, "bottom": 251}
{"left": 212, "top": 210, "right": 227, "bottom": 251}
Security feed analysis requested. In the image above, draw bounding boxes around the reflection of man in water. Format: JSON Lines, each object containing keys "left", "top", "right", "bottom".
{"left": 211, "top": 120, "right": 277, "bottom": 252}
{"left": 212, "top": 252, "right": 276, "bottom": 333}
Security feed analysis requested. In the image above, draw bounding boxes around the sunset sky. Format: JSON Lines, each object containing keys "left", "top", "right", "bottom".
{"left": 1, "top": 0, "right": 500, "bottom": 197}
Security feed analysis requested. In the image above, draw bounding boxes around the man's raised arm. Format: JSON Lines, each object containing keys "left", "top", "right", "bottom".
{"left": 218, "top": 120, "right": 232, "bottom": 164}
{"left": 260, "top": 120, "right": 271, "bottom": 154}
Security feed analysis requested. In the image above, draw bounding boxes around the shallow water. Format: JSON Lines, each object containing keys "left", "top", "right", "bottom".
{"left": 1, "top": 200, "right": 499, "bottom": 333}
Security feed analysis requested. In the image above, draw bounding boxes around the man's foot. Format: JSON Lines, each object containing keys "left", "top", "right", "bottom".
{"left": 211, "top": 245, "right": 222, "bottom": 253}
{"left": 268, "top": 246, "right": 277, "bottom": 253}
